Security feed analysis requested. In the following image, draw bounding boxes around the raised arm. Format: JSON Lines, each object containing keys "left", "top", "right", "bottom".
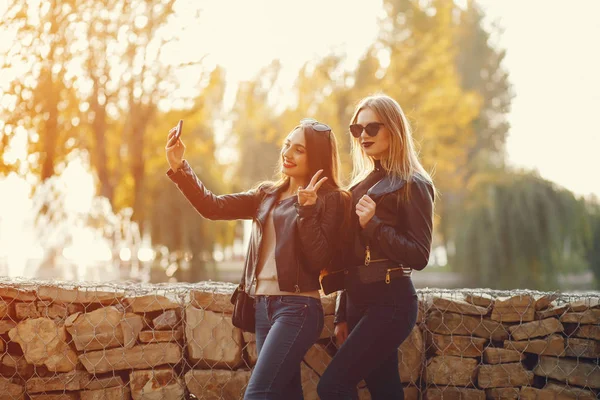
{"left": 165, "top": 126, "right": 262, "bottom": 220}
{"left": 167, "top": 161, "right": 262, "bottom": 220}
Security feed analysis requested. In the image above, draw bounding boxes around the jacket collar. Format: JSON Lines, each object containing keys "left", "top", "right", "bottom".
{"left": 350, "top": 161, "right": 407, "bottom": 199}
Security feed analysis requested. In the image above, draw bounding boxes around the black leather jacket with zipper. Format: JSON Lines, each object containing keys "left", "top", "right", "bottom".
{"left": 168, "top": 160, "right": 347, "bottom": 294}
{"left": 334, "top": 174, "right": 434, "bottom": 324}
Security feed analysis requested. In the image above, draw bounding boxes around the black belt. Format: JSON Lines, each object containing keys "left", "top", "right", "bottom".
{"left": 320, "top": 260, "right": 412, "bottom": 294}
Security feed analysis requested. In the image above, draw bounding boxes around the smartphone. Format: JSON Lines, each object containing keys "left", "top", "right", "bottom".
{"left": 173, "top": 119, "right": 183, "bottom": 141}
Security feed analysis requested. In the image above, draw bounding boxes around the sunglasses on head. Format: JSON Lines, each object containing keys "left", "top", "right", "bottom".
{"left": 349, "top": 122, "right": 384, "bottom": 138}
{"left": 300, "top": 118, "right": 332, "bottom": 133}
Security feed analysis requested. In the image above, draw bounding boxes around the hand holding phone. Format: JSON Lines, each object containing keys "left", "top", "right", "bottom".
{"left": 166, "top": 119, "right": 185, "bottom": 171}
{"left": 167, "top": 119, "right": 184, "bottom": 147}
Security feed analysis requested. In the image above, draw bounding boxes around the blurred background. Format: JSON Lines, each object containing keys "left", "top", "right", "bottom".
{"left": 0, "top": 0, "right": 598, "bottom": 291}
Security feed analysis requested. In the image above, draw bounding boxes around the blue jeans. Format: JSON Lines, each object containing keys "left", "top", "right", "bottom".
{"left": 244, "top": 295, "right": 324, "bottom": 400}
{"left": 317, "top": 279, "right": 418, "bottom": 399}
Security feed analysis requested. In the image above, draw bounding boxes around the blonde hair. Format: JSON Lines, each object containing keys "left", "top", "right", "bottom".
{"left": 348, "top": 94, "right": 433, "bottom": 194}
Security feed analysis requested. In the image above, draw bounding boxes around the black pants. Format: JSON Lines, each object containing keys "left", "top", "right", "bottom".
{"left": 317, "top": 278, "right": 418, "bottom": 399}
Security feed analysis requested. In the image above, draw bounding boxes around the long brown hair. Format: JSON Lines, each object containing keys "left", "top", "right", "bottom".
{"left": 258, "top": 122, "right": 352, "bottom": 241}
{"left": 267, "top": 122, "right": 345, "bottom": 193}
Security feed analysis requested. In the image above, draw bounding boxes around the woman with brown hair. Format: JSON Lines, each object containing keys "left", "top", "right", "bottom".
{"left": 166, "top": 118, "right": 349, "bottom": 399}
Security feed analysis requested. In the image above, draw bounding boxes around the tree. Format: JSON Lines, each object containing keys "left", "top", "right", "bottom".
{"left": 0, "top": 0, "right": 81, "bottom": 180}
{"left": 77, "top": 0, "right": 123, "bottom": 204}
{"left": 0, "top": 0, "right": 192, "bottom": 216}
{"left": 147, "top": 67, "right": 230, "bottom": 282}
{"left": 444, "top": 0, "right": 514, "bottom": 267}
{"left": 1, "top": 0, "right": 226, "bottom": 280}
{"left": 584, "top": 199, "right": 600, "bottom": 288}
{"left": 289, "top": 54, "right": 355, "bottom": 178}
{"left": 76, "top": 0, "right": 204, "bottom": 224}
{"left": 455, "top": 0, "right": 513, "bottom": 180}
{"left": 230, "top": 61, "right": 284, "bottom": 189}
{"left": 117, "top": 0, "right": 178, "bottom": 226}
{"left": 455, "top": 171, "right": 590, "bottom": 290}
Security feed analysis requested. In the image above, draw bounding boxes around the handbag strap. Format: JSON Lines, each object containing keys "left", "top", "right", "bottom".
{"left": 238, "top": 268, "right": 248, "bottom": 293}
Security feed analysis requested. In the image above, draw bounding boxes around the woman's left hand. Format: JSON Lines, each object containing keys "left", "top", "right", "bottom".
{"left": 356, "top": 195, "right": 376, "bottom": 228}
{"left": 298, "top": 169, "right": 328, "bottom": 206}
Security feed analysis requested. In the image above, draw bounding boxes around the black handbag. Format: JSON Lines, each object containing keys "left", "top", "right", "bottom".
{"left": 320, "top": 269, "right": 347, "bottom": 295}
{"left": 230, "top": 284, "right": 255, "bottom": 333}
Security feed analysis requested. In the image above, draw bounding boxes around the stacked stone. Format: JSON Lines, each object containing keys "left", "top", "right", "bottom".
{"left": 0, "top": 281, "right": 598, "bottom": 400}
{"left": 184, "top": 283, "right": 250, "bottom": 399}
{"left": 526, "top": 297, "right": 600, "bottom": 400}
{"left": 0, "top": 284, "right": 185, "bottom": 399}
{"left": 422, "top": 292, "right": 599, "bottom": 400}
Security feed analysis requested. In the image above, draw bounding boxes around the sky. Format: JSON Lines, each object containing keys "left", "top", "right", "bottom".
{"left": 476, "top": 0, "right": 600, "bottom": 198}
{"left": 173, "top": 0, "right": 383, "bottom": 109}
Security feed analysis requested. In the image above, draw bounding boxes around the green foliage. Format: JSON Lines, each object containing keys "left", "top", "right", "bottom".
{"left": 584, "top": 200, "right": 600, "bottom": 288}
{"left": 455, "top": 171, "right": 591, "bottom": 290}
{"left": 230, "top": 61, "right": 285, "bottom": 189}
{"left": 455, "top": 0, "right": 513, "bottom": 177}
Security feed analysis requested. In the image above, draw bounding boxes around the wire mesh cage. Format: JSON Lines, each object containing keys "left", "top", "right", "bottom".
{"left": 0, "top": 278, "right": 597, "bottom": 399}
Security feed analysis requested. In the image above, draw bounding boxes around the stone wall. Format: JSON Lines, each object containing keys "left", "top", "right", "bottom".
{"left": 0, "top": 279, "right": 597, "bottom": 399}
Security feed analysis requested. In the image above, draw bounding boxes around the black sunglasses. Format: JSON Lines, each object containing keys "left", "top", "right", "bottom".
{"left": 349, "top": 122, "right": 384, "bottom": 138}
{"left": 300, "top": 118, "right": 332, "bottom": 133}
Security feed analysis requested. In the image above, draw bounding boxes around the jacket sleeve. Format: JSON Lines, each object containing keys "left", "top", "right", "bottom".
{"left": 167, "top": 160, "right": 262, "bottom": 220}
{"left": 295, "top": 190, "right": 348, "bottom": 273}
{"left": 334, "top": 290, "right": 347, "bottom": 324}
{"left": 362, "top": 179, "right": 434, "bottom": 270}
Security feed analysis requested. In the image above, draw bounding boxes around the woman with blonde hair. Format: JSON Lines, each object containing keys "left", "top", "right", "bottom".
{"left": 318, "top": 94, "right": 435, "bottom": 399}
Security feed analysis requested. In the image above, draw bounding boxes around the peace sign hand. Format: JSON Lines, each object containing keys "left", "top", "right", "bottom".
{"left": 298, "top": 169, "right": 328, "bottom": 206}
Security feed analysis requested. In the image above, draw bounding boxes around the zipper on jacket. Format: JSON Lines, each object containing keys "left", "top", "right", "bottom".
{"left": 364, "top": 246, "right": 388, "bottom": 266}
{"left": 295, "top": 261, "right": 301, "bottom": 293}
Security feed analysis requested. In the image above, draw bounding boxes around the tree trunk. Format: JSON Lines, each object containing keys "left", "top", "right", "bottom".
{"left": 90, "top": 83, "right": 114, "bottom": 203}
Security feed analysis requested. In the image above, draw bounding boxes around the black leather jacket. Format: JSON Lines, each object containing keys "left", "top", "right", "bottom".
{"left": 335, "top": 174, "right": 434, "bottom": 323}
{"left": 168, "top": 160, "right": 347, "bottom": 293}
